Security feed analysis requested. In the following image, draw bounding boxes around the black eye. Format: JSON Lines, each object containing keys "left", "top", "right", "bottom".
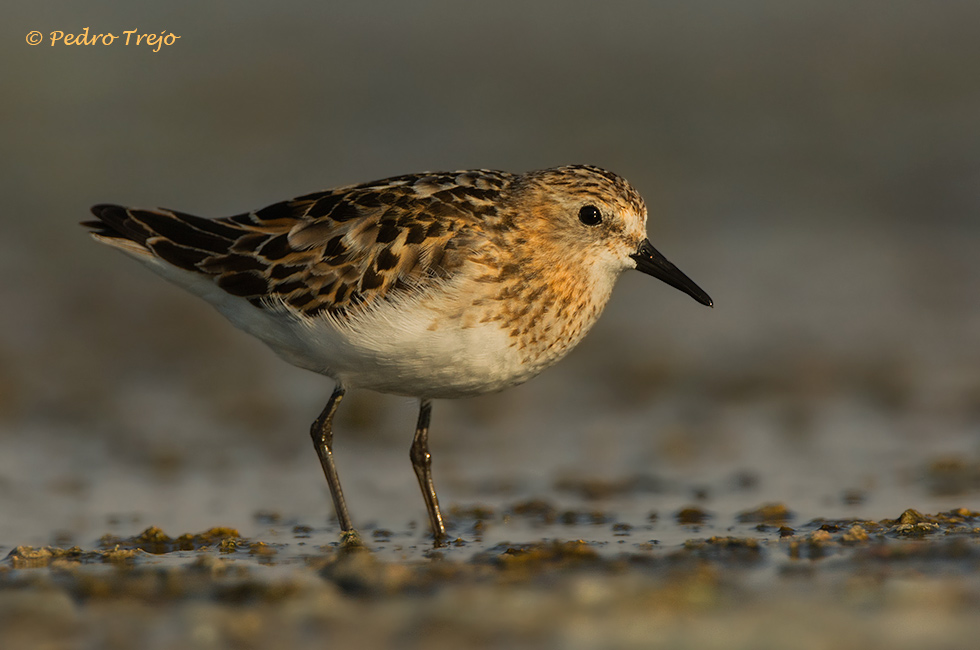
{"left": 578, "top": 204, "right": 602, "bottom": 226}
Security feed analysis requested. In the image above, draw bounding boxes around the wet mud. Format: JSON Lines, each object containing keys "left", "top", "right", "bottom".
{"left": 3, "top": 505, "right": 979, "bottom": 649}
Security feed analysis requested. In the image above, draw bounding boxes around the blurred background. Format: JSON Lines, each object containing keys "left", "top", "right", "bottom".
{"left": 2, "top": 1, "right": 979, "bottom": 548}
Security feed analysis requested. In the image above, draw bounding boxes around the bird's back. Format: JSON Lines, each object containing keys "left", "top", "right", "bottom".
{"left": 84, "top": 170, "right": 517, "bottom": 318}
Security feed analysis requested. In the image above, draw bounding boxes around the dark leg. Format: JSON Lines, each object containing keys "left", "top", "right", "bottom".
{"left": 410, "top": 399, "right": 447, "bottom": 540}
{"left": 310, "top": 385, "right": 354, "bottom": 533}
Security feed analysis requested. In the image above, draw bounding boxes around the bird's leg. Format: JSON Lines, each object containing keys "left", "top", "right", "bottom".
{"left": 310, "top": 385, "right": 355, "bottom": 534}
{"left": 410, "top": 399, "right": 447, "bottom": 541}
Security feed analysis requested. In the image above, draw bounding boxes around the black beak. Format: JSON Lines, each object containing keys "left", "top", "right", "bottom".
{"left": 630, "top": 239, "right": 713, "bottom": 307}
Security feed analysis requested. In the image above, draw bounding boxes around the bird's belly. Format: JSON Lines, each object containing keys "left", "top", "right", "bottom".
{"left": 224, "top": 293, "right": 547, "bottom": 399}
{"left": 328, "top": 320, "right": 532, "bottom": 398}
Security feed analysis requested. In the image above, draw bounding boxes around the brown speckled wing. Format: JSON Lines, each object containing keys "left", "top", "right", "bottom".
{"left": 86, "top": 170, "right": 515, "bottom": 317}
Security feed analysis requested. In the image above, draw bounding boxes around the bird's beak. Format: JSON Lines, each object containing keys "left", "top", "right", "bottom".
{"left": 630, "top": 239, "right": 713, "bottom": 307}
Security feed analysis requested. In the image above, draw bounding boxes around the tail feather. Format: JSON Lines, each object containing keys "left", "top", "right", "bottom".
{"left": 84, "top": 204, "right": 238, "bottom": 251}
{"left": 83, "top": 204, "right": 282, "bottom": 300}
{"left": 85, "top": 204, "right": 154, "bottom": 244}
{"left": 143, "top": 237, "right": 214, "bottom": 272}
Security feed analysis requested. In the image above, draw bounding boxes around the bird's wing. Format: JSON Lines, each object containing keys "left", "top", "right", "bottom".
{"left": 84, "top": 170, "right": 513, "bottom": 316}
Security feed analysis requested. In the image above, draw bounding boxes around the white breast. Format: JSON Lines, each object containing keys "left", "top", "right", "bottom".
{"left": 217, "top": 273, "right": 535, "bottom": 399}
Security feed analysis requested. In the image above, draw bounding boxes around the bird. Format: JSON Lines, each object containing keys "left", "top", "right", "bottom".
{"left": 82, "top": 165, "right": 712, "bottom": 542}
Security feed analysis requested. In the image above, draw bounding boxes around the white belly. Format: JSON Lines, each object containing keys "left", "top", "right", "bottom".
{"left": 213, "top": 276, "right": 537, "bottom": 399}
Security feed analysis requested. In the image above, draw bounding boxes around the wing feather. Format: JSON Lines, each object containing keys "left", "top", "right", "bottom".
{"left": 84, "top": 170, "right": 515, "bottom": 317}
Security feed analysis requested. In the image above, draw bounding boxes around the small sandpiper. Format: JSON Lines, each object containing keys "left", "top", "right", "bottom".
{"left": 84, "top": 165, "right": 712, "bottom": 541}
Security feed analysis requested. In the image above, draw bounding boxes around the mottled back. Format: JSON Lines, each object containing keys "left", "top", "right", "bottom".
{"left": 85, "top": 170, "right": 516, "bottom": 317}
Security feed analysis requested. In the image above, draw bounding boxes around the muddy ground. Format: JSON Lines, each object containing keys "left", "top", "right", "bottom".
{"left": 3, "top": 504, "right": 979, "bottom": 649}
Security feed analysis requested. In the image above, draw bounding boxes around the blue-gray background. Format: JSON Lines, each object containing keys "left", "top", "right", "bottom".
{"left": 2, "top": 1, "right": 979, "bottom": 547}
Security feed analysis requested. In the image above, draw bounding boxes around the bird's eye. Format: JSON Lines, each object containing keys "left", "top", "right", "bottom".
{"left": 578, "top": 205, "right": 602, "bottom": 226}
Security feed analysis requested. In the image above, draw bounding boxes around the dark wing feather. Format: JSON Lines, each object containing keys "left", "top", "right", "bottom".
{"left": 84, "top": 170, "right": 514, "bottom": 316}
